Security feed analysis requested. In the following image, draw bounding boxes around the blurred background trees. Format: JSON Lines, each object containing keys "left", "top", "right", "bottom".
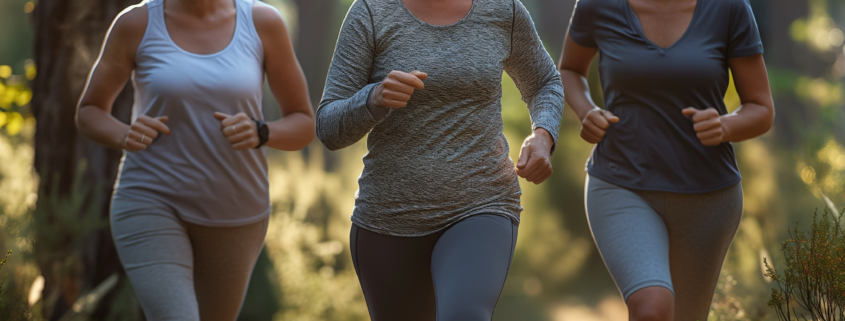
{"left": 1, "top": 0, "right": 844, "bottom": 320}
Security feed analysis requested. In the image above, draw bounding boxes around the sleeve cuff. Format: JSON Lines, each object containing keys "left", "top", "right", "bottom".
{"left": 365, "top": 82, "right": 392, "bottom": 121}
{"left": 349, "top": 82, "right": 390, "bottom": 126}
{"left": 727, "top": 44, "right": 764, "bottom": 58}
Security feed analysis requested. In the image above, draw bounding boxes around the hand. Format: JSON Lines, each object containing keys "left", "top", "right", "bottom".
{"left": 214, "top": 112, "right": 259, "bottom": 150}
{"left": 580, "top": 108, "right": 619, "bottom": 144}
{"left": 682, "top": 107, "right": 724, "bottom": 146}
{"left": 124, "top": 115, "right": 170, "bottom": 151}
{"left": 515, "top": 129, "right": 554, "bottom": 185}
{"left": 372, "top": 70, "right": 427, "bottom": 109}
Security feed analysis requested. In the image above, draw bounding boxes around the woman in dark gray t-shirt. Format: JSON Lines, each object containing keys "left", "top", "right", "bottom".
{"left": 560, "top": 0, "right": 774, "bottom": 319}
{"left": 318, "top": 0, "right": 563, "bottom": 319}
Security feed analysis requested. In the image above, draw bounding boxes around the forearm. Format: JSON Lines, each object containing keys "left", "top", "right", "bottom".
{"left": 265, "top": 112, "right": 316, "bottom": 151}
{"left": 560, "top": 69, "right": 598, "bottom": 121}
{"left": 527, "top": 86, "right": 563, "bottom": 147}
{"left": 721, "top": 102, "right": 774, "bottom": 142}
{"left": 316, "top": 82, "right": 382, "bottom": 151}
{"left": 76, "top": 105, "right": 130, "bottom": 150}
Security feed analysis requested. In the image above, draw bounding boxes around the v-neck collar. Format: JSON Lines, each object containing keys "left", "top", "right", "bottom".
{"left": 624, "top": 0, "right": 701, "bottom": 53}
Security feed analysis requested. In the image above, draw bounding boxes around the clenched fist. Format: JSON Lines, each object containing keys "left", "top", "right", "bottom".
{"left": 681, "top": 107, "right": 724, "bottom": 146}
{"left": 372, "top": 70, "right": 427, "bottom": 109}
{"left": 214, "top": 112, "right": 259, "bottom": 150}
{"left": 580, "top": 108, "right": 619, "bottom": 144}
{"left": 124, "top": 115, "right": 170, "bottom": 151}
{"left": 516, "top": 129, "right": 555, "bottom": 185}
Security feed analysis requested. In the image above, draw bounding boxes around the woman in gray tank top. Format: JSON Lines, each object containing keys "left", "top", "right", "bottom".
{"left": 318, "top": 0, "right": 564, "bottom": 319}
{"left": 75, "top": 0, "right": 314, "bottom": 319}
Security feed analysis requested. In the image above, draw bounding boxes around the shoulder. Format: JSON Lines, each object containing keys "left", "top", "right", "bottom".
{"left": 111, "top": 1, "right": 148, "bottom": 39}
{"left": 572, "top": 0, "right": 614, "bottom": 13}
{"left": 251, "top": 1, "right": 285, "bottom": 29}
{"left": 348, "top": 0, "right": 395, "bottom": 19}
{"left": 709, "top": 0, "right": 754, "bottom": 14}
{"left": 251, "top": 1, "right": 291, "bottom": 50}
{"left": 107, "top": 1, "right": 148, "bottom": 58}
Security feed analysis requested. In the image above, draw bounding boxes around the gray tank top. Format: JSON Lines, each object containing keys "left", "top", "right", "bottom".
{"left": 114, "top": 0, "right": 269, "bottom": 227}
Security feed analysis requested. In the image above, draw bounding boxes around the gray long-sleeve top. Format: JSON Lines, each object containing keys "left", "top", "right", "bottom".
{"left": 317, "top": 0, "right": 564, "bottom": 236}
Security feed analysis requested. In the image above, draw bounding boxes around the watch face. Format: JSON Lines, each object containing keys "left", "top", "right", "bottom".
{"left": 259, "top": 124, "right": 269, "bottom": 137}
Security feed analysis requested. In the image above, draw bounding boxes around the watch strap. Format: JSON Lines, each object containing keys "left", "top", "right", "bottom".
{"left": 253, "top": 119, "right": 269, "bottom": 149}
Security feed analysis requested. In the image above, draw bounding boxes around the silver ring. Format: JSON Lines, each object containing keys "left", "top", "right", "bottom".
{"left": 140, "top": 133, "right": 146, "bottom": 144}
{"left": 231, "top": 125, "right": 237, "bottom": 134}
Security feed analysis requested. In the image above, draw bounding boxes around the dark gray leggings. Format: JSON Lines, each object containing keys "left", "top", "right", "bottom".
{"left": 350, "top": 214, "right": 518, "bottom": 321}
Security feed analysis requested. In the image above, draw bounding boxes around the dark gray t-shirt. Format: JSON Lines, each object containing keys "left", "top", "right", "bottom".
{"left": 570, "top": 0, "right": 763, "bottom": 193}
{"left": 317, "top": 0, "right": 564, "bottom": 236}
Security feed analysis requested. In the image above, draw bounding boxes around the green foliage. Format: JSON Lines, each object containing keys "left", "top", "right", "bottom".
{"left": 0, "top": 250, "right": 10, "bottom": 301}
{"left": 30, "top": 160, "right": 108, "bottom": 256}
{"left": 0, "top": 250, "right": 29, "bottom": 321}
{"left": 0, "top": 62, "right": 34, "bottom": 138}
{"left": 105, "top": 278, "right": 143, "bottom": 321}
{"left": 764, "top": 208, "right": 845, "bottom": 321}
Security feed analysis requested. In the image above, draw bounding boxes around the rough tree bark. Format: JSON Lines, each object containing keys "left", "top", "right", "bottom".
{"left": 30, "top": 0, "right": 137, "bottom": 319}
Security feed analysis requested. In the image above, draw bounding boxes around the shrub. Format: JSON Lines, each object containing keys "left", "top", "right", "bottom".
{"left": 764, "top": 208, "right": 845, "bottom": 321}
{"left": 0, "top": 250, "right": 9, "bottom": 301}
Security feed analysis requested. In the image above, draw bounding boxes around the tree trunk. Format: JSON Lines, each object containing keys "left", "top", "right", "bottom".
{"left": 534, "top": 0, "right": 576, "bottom": 60}
{"left": 30, "top": 0, "right": 137, "bottom": 319}
{"left": 294, "top": 0, "right": 339, "bottom": 106}
{"left": 293, "top": 0, "right": 343, "bottom": 170}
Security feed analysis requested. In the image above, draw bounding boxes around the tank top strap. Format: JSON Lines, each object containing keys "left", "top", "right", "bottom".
{"left": 142, "top": 0, "right": 170, "bottom": 42}
{"left": 235, "top": 0, "right": 263, "bottom": 48}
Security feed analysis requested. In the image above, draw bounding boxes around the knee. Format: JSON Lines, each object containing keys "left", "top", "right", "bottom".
{"left": 627, "top": 287, "right": 674, "bottom": 321}
{"left": 629, "top": 305, "right": 672, "bottom": 321}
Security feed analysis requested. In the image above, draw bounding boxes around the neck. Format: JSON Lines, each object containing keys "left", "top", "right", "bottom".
{"left": 170, "top": 0, "right": 232, "bottom": 17}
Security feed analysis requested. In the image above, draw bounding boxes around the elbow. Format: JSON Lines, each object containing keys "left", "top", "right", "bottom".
{"left": 323, "top": 144, "right": 343, "bottom": 152}
{"left": 757, "top": 100, "right": 775, "bottom": 134}
{"left": 75, "top": 105, "right": 91, "bottom": 137}
{"left": 315, "top": 131, "right": 344, "bottom": 152}
{"left": 314, "top": 122, "right": 342, "bottom": 152}
{"left": 762, "top": 105, "right": 775, "bottom": 134}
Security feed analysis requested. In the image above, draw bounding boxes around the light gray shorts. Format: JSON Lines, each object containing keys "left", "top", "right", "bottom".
{"left": 585, "top": 175, "right": 742, "bottom": 320}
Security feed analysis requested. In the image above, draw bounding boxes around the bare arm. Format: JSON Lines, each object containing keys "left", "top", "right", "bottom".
{"left": 724, "top": 54, "right": 774, "bottom": 141}
{"left": 251, "top": 3, "right": 315, "bottom": 151}
{"left": 681, "top": 54, "right": 774, "bottom": 145}
{"left": 558, "top": 34, "right": 618, "bottom": 144}
{"left": 76, "top": 4, "right": 170, "bottom": 151}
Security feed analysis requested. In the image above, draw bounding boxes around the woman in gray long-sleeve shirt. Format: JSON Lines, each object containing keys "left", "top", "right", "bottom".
{"left": 317, "top": 0, "right": 563, "bottom": 319}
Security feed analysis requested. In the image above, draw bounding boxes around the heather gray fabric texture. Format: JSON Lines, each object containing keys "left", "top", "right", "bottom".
{"left": 585, "top": 175, "right": 742, "bottom": 320}
{"left": 317, "top": 0, "right": 564, "bottom": 236}
{"left": 114, "top": 0, "right": 270, "bottom": 227}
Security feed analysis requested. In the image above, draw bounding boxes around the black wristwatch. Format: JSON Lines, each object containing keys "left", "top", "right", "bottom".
{"left": 253, "top": 119, "right": 269, "bottom": 149}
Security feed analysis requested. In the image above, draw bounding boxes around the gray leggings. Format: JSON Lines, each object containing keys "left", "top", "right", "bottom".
{"left": 585, "top": 175, "right": 743, "bottom": 320}
{"left": 110, "top": 195, "right": 268, "bottom": 321}
{"left": 350, "top": 214, "right": 518, "bottom": 321}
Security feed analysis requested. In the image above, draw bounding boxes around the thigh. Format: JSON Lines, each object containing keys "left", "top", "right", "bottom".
{"left": 111, "top": 195, "right": 199, "bottom": 321}
{"left": 431, "top": 214, "right": 517, "bottom": 321}
{"left": 350, "top": 224, "right": 439, "bottom": 321}
{"left": 187, "top": 217, "right": 269, "bottom": 321}
{"left": 663, "top": 183, "right": 743, "bottom": 321}
{"left": 585, "top": 175, "right": 673, "bottom": 301}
